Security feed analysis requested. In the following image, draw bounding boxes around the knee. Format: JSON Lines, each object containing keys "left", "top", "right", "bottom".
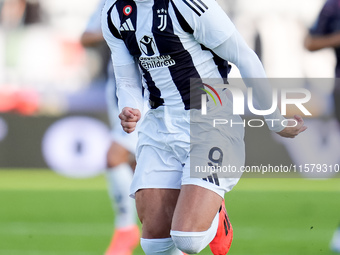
{"left": 107, "top": 154, "right": 123, "bottom": 168}
{"left": 171, "top": 210, "right": 219, "bottom": 254}
{"left": 137, "top": 210, "right": 173, "bottom": 238}
{"left": 171, "top": 231, "right": 206, "bottom": 254}
{"left": 141, "top": 224, "right": 172, "bottom": 239}
{"left": 106, "top": 143, "right": 130, "bottom": 168}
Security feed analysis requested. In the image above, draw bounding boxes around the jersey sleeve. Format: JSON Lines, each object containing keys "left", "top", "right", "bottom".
{"left": 310, "top": 0, "right": 337, "bottom": 36}
{"left": 101, "top": 0, "right": 143, "bottom": 112}
{"left": 101, "top": 0, "right": 135, "bottom": 66}
{"left": 212, "top": 30, "right": 285, "bottom": 132}
{"left": 171, "top": 0, "right": 236, "bottom": 49}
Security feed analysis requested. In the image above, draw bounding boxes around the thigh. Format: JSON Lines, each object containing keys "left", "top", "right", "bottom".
{"left": 136, "top": 188, "right": 180, "bottom": 239}
{"left": 171, "top": 184, "right": 223, "bottom": 232}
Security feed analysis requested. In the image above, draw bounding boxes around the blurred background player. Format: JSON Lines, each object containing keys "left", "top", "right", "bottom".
{"left": 80, "top": 0, "right": 140, "bottom": 254}
{"left": 0, "top": 0, "right": 42, "bottom": 28}
{"left": 304, "top": 0, "right": 340, "bottom": 252}
{"left": 305, "top": 0, "right": 340, "bottom": 125}
{"left": 0, "top": 0, "right": 42, "bottom": 115}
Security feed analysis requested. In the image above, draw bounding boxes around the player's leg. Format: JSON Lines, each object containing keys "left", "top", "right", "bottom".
{"left": 170, "top": 112, "right": 244, "bottom": 255}
{"left": 136, "top": 188, "right": 179, "bottom": 238}
{"left": 135, "top": 185, "right": 230, "bottom": 255}
{"left": 171, "top": 184, "right": 230, "bottom": 255}
{"left": 131, "top": 138, "right": 187, "bottom": 255}
{"left": 331, "top": 224, "right": 340, "bottom": 253}
{"left": 105, "top": 142, "right": 139, "bottom": 255}
{"left": 133, "top": 140, "right": 231, "bottom": 255}
{"left": 172, "top": 185, "right": 222, "bottom": 232}
{"left": 136, "top": 188, "right": 184, "bottom": 255}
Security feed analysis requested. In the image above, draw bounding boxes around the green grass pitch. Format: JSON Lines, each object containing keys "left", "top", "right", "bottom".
{"left": 0, "top": 169, "right": 339, "bottom": 255}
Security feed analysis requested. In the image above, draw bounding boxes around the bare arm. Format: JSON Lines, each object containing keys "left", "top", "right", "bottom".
{"left": 304, "top": 32, "right": 340, "bottom": 51}
{"left": 80, "top": 31, "right": 104, "bottom": 47}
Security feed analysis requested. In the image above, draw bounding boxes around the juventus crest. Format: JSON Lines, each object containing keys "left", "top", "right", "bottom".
{"left": 157, "top": 8, "right": 167, "bottom": 31}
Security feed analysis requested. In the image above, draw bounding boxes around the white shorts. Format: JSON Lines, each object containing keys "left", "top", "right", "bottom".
{"left": 130, "top": 104, "right": 245, "bottom": 198}
{"left": 106, "top": 74, "right": 138, "bottom": 154}
{"left": 110, "top": 124, "right": 138, "bottom": 154}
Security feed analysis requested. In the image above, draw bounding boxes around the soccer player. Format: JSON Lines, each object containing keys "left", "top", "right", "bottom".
{"left": 304, "top": 0, "right": 340, "bottom": 252}
{"left": 81, "top": 1, "right": 140, "bottom": 254}
{"left": 304, "top": 0, "right": 340, "bottom": 127}
{"left": 102, "top": 0, "right": 306, "bottom": 254}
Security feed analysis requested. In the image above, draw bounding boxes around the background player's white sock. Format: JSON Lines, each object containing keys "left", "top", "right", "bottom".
{"left": 331, "top": 225, "right": 340, "bottom": 252}
{"left": 106, "top": 163, "right": 136, "bottom": 228}
{"left": 141, "top": 238, "right": 183, "bottom": 255}
{"left": 171, "top": 212, "right": 219, "bottom": 254}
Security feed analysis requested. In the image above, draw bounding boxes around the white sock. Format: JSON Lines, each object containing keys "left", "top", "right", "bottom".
{"left": 171, "top": 212, "right": 219, "bottom": 254}
{"left": 331, "top": 226, "right": 340, "bottom": 252}
{"left": 106, "top": 163, "right": 136, "bottom": 228}
{"left": 141, "top": 238, "right": 183, "bottom": 255}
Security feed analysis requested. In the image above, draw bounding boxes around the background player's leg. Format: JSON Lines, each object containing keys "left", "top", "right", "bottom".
{"left": 106, "top": 142, "right": 136, "bottom": 228}
{"left": 331, "top": 223, "right": 340, "bottom": 253}
{"left": 136, "top": 188, "right": 183, "bottom": 255}
{"left": 105, "top": 142, "right": 139, "bottom": 255}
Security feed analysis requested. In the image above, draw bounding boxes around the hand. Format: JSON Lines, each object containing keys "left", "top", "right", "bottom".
{"left": 276, "top": 115, "right": 307, "bottom": 138}
{"left": 119, "top": 107, "right": 141, "bottom": 133}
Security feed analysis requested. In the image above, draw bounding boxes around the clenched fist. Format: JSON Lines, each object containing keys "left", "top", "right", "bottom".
{"left": 119, "top": 107, "right": 141, "bottom": 133}
{"left": 276, "top": 115, "right": 307, "bottom": 138}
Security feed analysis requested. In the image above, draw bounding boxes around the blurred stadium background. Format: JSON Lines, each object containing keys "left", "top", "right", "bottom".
{"left": 0, "top": 0, "right": 339, "bottom": 254}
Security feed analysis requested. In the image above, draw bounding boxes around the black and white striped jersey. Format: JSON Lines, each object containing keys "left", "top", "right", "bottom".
{"left": 102, "top": 0, "right": 236, "bottom": 110}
